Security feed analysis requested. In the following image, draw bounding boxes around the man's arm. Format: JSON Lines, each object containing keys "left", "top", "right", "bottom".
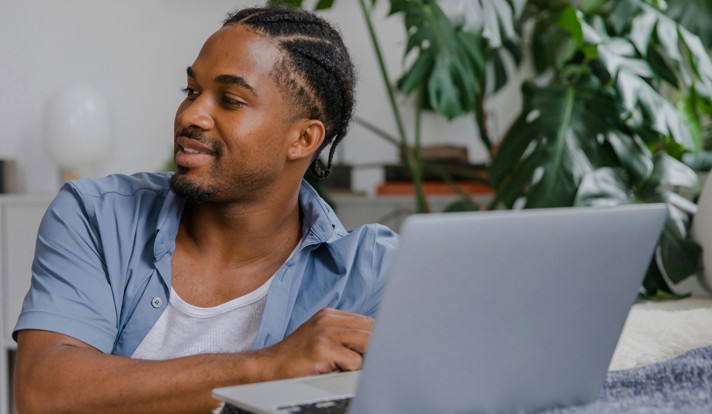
{"left": 14, "top": 308, "right": 373, "bottom": 414}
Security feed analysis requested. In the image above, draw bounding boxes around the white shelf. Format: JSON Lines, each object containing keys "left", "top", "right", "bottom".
{"left": 0, "top": 195, "right": 52, "bottom": 414}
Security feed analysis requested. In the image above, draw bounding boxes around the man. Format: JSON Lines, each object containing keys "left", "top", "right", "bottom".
{"left": 13, "top": 6, "right": 398, "bottom": 414}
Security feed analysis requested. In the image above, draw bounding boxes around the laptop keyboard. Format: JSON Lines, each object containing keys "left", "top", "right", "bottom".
{"left": 277, "top": 397, "right": 352, "bottom": 413}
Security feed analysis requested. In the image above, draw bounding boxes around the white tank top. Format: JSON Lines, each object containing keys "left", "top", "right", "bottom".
{"left": 131, "top": 277, "right": 273, "bottom": 360}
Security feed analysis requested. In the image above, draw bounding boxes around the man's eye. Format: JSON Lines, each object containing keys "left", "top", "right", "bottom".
{"left": 222, "top": 96, "right": 245, "bottom": 107}
{"left": 181, "top": 87, "right": 199, "bottom": 98}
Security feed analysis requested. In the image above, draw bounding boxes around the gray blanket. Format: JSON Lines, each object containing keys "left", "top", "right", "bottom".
{"left": 221, "top": 345, "right": 712, "bottom": 413}
{"left": 543, "top": 344, "right": 712, "bottom": 413}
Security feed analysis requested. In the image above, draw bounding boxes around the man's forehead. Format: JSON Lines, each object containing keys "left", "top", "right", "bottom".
{"left": 190, "top": 24, "right": 281, "bottom": 85}
{"left": 200, "top": 25, "right": 280, "bottom": 64}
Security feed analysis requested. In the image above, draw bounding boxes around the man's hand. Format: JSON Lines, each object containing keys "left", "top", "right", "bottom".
{"left": 256, "top": 308, "right": 375, "bottom": 380}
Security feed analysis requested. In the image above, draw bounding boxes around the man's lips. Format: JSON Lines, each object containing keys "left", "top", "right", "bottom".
{"left": 175, "top": 136, "right": 216, "bottom": 167}
{"left": 175, "top": 137, "right": 216, "bottom": 155}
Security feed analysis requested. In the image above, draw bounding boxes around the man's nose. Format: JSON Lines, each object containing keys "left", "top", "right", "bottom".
{"left": 177, "top": 96, "right": 214, "bottom": 131}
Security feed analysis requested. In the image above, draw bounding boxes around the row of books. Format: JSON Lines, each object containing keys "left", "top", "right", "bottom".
{"left": 378, "top": 162, "right": 493, "bottom": 196}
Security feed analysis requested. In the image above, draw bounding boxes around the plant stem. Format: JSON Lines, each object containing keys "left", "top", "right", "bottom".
{"left": 357, "top": 0, "right": 408, "bottom": 145}
{"left": 358, "top": 0, "right": 429, "bottom": 212}
{"left": 475, "top": 77, "right": 493, "bottom": 156}
{"left": 412, "top": 84, "right": 430, "bottom": 212}
{"left": 353, "top": 116, "right": 400, "bottom": 146}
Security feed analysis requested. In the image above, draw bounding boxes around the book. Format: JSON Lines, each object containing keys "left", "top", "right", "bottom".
{"left": 0, "top": 159, "right": 17, "bottom": 193}
{"left": 384, "top": 162, "right": 489, "bottom": 184}
{"left": 377, "top": 181, "right": 493, "bottom": 196}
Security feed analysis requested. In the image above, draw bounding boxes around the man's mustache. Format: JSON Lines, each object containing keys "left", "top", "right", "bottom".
{"left": 175, "top": 127, "right": 207, "bottom": 141}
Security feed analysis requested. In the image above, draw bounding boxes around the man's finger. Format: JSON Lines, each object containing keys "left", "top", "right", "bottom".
{"left": 331, "top": 345, "right": 366, "bottom": 372}
{"left": 332, "top": 326, "right": 372, "bottom": 355}
{"left": 311, "top": 308, "right": 375, "bottom": 331}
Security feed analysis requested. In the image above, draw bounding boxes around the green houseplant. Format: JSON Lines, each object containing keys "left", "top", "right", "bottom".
{"left": 272, "top": 0, "right": 712, "bottom": 299}
{"left": 486, "top": 0, "right": 712, "bottom": 299}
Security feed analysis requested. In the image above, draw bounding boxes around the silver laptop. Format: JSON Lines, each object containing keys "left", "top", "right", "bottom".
{"left": 213, "top": 204, "right": 667, "bottom": 414}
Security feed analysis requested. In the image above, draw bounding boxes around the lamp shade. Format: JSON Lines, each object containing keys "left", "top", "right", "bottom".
{"left": 43, "top": 85, "right": 111, "bottom": 178}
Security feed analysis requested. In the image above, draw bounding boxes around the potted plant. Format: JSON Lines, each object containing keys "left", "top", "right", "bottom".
{"left": 271, "top": 0, "right": 712, "bottom": 299}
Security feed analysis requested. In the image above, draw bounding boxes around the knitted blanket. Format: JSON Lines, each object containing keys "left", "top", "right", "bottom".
{"left": 221, "top": 345, "right": 712, "bottom": 414}
{"left": 542, "top": 344, "right": 712, "bottom": 413}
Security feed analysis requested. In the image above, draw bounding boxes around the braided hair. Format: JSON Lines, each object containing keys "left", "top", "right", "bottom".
{"left": 223, "top": 7, "right": 356, "bottom": 179}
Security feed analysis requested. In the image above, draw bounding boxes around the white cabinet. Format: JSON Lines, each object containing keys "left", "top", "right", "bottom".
{"left": 0, "top": 195, "right": 52, "bottom": 414}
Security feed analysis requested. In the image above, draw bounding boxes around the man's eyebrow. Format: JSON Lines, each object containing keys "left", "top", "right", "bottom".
{"left": 185, "top": 67, "right": 256, "bottom": 97}
{"left": 215, "top": 74, "right": 257, "bottom": 96}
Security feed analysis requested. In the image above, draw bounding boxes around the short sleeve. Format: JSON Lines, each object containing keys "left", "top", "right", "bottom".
{"left": 13, "top": 183, "right": 118, "bottom": 353}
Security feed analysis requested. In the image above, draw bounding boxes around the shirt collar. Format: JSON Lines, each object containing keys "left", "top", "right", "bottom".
{"left": 298, "top": 179, "right": 346, "bottom": 246}
{"left": 153, "top": 178, "right": 345, "bottom": 259}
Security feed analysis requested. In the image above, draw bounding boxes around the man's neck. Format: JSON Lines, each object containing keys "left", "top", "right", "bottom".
{"left": 177, "top": 188, "right": 303, "bottom": 267}
{"left": 171, "top": 186, "right": 303, "bottom": 307}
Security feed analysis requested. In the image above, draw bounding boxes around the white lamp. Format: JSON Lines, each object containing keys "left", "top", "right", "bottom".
{"left": 43, "top": 85, "right": 112, "bottom": 181}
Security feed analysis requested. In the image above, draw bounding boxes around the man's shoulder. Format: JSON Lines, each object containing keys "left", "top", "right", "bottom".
{"left": 52, "top": 172, "right": 178, "bottom": 226}
{"left": 339, "top": 222, "right": 399, "bottom": 250}
{"left": 319, "top": 222, "right": 399, "bottom": 274}
{"left": 298, "top": 180, "right": 399, "bottom": 250}
{"left": 67, "top": 171, "right": 173, "bottom": 198}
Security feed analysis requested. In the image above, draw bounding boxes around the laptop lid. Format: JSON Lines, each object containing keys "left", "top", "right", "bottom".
{"left": 349, "top": 203, "right": 666, "bottom": 413}
{"left": 214, "top": 204, "right": 667, "bottom": 414}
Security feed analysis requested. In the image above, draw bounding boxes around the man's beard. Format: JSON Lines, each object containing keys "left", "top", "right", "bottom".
{"left": 169, "top": 128, "right": 282, "bottom": 204}
{"left": 171, "top": 128, "right": 222, "bottom": 204}
{"left": 170, "top": 169, "right": 213, "bottom": 204}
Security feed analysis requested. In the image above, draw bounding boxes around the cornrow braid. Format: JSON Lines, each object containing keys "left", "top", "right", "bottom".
{"left": 223, "top": 6, "right": 356, "bottom": 179}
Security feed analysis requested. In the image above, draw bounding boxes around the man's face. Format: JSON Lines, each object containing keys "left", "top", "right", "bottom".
{"left": 171, "top": 24, "right": 301, "bottom": 203}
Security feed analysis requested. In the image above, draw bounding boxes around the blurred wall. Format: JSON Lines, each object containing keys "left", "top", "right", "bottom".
{"left": 0, "top": 0, "right": 521, "bottom": 195}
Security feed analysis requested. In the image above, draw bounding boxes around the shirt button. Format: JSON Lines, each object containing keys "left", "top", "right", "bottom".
{"left": 151, "top": 297, "right": 163, "bottom": 308}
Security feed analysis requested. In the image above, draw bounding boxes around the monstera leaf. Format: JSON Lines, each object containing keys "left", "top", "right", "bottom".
{"left": 607, "top": 1, "right": 712, "bottom": 149}
{"left": 439, "top": 0, "right": 517, "bottom": 48}
{"left": 390, "top": 0, "right": 486, "bottom": 119}
{"left": 666, "top": 0, "right": 712, "bottom": 50}
{"left": 490, "top": 80, "right": 625, "bottom": 208}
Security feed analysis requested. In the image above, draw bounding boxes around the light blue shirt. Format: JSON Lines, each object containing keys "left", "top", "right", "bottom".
{"left": 14, "top": 172, "right": 399, "bottom": 357}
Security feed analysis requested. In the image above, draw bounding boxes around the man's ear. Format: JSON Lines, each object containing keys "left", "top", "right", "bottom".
{"left": 287, "top": 120, "right": 325, "bottom": 161}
